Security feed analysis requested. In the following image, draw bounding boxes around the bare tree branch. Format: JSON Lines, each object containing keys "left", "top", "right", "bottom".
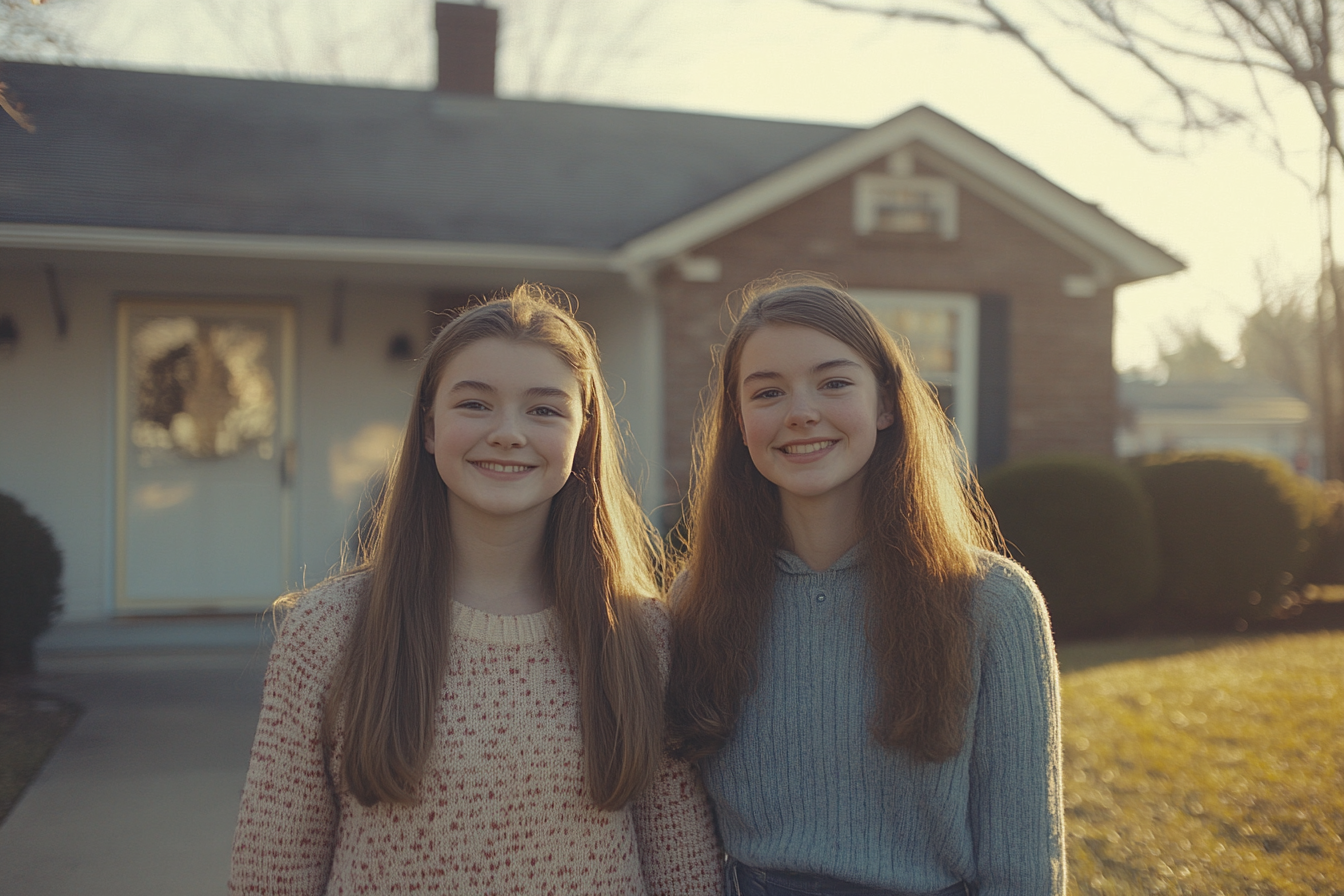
{"left": 1075, "top": 5, "right": 1244, "bottom": 132}
{"left": 498, "top": 0, "right": 665, "bottom": 99}
{"left": 805, "top": 0, "right": 1344, "bottom": 473}
{"left": 811, "top": 0, "right": 1176, "bottom": 148}
{"left": 806, "top": 0, "right": 1003, "bottom": 31}
{"left": 0, "top": 0, "right": 76, "bottom": 60}
{"left": 1, "top": 0, "right": 81, "bottom": 131}
{"left": 0, "top": 78, "right": 36, "bottom": 132}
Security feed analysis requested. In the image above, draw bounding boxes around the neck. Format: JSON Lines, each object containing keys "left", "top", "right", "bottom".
{"left": 447, "top": 496, "right": 552, "bottom": 615}
{"left": 779, "top": 478, "right": 863, "bottom": 571}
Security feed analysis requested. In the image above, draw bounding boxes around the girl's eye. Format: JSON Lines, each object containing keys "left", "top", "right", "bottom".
{"left": 751, "top": 387, "right": 784, "bottom": 401}
{"left": 822, "top": 379, "right": 853, "bottom": 390}
{"left": 530, "top": 406, "right": 563, "bottom": 417}
{"left": 456, "top": 400, "right": 489, "bottom": 411}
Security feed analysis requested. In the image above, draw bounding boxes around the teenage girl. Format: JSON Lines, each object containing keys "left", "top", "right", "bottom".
{"left": 668, "top": 277, "right": 1064, "bottom": 896}
{"left": 230, "top": 286, "right": 721, "bottom": 895}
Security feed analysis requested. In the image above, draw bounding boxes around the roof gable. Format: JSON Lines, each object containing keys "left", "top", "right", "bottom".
{"left": 620, "top": 105, "right": 1183, "bottom": 286}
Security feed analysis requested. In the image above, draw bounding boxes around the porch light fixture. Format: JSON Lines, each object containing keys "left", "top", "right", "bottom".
{"left": 387, "top": 333, "right": 413, "bottom": 361}
{"left": 0, "top": 314, "right": 18, "bottom": 354}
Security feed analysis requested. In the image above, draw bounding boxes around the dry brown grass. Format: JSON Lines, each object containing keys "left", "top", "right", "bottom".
{"left": 1059, "top": 631, "right": 1344, "bottom": 895}
{"left": 0, "top": 677, "right": 80, "bottom": 824}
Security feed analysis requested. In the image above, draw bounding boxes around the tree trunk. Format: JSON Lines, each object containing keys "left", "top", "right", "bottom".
{"left": 1319, "top": 128, "right": 1344, "bottom": 479}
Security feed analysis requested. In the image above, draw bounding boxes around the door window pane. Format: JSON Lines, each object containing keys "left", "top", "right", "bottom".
{"left": 131, "top": 316, "right": 277, "bottom": 461}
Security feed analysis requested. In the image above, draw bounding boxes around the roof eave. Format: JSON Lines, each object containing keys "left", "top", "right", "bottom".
{"left": 0, "top": 223, "right": 619, "bottom": 272}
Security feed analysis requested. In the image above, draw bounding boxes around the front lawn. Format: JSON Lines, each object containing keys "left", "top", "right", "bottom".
{"left": 0, "top": 678, "right": 80, "bottom": 825}
{"left": 0, "top": 632, "right": 1339, "bottom": 893}
{"left": 1059, "top": 631, "right": 1344, "bottom": 895}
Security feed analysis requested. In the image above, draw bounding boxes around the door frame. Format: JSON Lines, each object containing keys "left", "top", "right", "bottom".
{"left": 113, "top": 297, "right": 297, "bottom": 614}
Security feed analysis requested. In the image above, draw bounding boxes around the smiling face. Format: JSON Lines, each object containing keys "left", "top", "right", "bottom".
{"left": 423, "top": 337, "right": 583, "bottom": 526}
{"left": 736, "top": 323, "right": 894, "bottom": 512}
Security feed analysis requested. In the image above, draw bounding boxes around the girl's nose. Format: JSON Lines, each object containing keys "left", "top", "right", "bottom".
{"left": 487, "top": 414, "right": 526, "bottom": 448}
{"left": 785, "top": 395, "right": 820, "bottom": 427}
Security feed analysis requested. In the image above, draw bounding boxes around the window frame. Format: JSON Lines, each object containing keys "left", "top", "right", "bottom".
{"left": 850, "top": 289, "right": 980, "bottom": 464}
{"left": 853, "top": 173, "right": 959, "bottom": 240}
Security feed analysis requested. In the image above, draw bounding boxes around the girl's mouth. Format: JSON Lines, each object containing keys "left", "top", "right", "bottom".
{"left": 780, "top": 440, "right": 836, "bottom": 456}
{"left": 471, "top": 461, "right": 534, "bottom": 473}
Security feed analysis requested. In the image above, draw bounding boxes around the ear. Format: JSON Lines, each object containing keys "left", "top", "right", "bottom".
{"left": 877, "top": 396, "right": 895, "bottom": 431}
{"left": 422, "top": 412, "right": 436, "bottom": 454}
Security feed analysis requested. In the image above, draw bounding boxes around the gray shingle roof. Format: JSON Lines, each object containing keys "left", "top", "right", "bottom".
{"left": 0, "top": 62, "right": 854, "bottom": 250}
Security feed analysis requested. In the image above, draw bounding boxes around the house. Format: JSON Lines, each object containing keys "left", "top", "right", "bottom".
{"left": 1117, "top": 376, "right": 1319, "bottom": 476}
{"left": 0, "top": 2, "right": 1182, "bottom": 637}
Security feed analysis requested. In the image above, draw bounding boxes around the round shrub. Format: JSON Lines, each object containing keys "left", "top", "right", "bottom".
{"left": 1134, "top": 451, "right": 1315, "bottom": 628}
{"left": 981, "top": 453, "right": 1160, "bottom": 639}
{"left": 0, "top": 493, "right": 63, "bottom": 673}
{"left": 1302, "top": 479, "right": 1344, "bottom": 586}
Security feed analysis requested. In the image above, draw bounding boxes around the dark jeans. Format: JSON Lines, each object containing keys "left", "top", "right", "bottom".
{"left": 725, "top": 858, "right": 973, "bottom": 896}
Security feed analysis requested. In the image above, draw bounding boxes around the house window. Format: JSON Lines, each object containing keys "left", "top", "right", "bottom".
{"left": 853, "top": 174, "right": 958, "bottom": 240}
{"left": 850, "top": 290, "right": 979, "bottom": 462}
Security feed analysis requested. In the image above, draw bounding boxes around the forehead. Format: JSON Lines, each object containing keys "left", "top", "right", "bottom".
{"left": 737, "top": 324, "right": 868, "bottom": 379}
{"left": 434, "top": 338, "right": 580, "bottom": 398}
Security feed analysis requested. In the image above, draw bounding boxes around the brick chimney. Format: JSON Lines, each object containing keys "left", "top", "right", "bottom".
{"left": 435, "top": 2, "right": 498, "bottom": 95}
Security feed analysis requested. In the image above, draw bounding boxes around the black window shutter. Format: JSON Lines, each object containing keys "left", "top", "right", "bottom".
{"left": 976, "top": 293, "right": 1011, "bottom": 470}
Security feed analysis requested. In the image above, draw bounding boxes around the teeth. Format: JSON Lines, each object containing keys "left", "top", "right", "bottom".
{"left": 783, "top": 441, "right": 835, "bottom": 455}
{"left": 476, "top": 462, "right": 531, "bottom": 473}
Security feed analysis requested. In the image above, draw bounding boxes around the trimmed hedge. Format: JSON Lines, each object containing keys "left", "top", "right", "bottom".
{"left": 1302, "top": 480, "right": 1344, "bottom": 586}
{"left": 1134, "top": 451, "right": 1315, "bottom": 628}
{"left": 981, "top": 454, "right": 1160, "bottom": 639}
{"left": 0, "top": 493, "right": 63, "bottom": 673}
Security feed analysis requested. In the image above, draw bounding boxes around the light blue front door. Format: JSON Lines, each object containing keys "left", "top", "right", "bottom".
{"left": 116, "top": 300, "right": 295, "bottom": 613}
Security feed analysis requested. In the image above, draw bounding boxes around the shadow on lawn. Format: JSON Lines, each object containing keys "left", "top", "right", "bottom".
{"left": 1056, "top": 598, "right": 1344, "bottom": 674}
{"left": 0, "top": 677, "right": 81, "bottom": 825}
{"left": 1056, "top": 634, "right": 1243, "bottom": 674}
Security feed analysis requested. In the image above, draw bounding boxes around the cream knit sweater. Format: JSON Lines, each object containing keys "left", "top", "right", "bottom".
{"left": 229, "top": 574, "right": 722, "bottom": 895}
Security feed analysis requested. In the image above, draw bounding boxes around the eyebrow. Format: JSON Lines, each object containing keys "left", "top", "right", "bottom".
{"left": 447, "top": 381, "right": 575, "bottom": 402}
{"left": 741, "top": 358, "right": 862, "bottom": 387}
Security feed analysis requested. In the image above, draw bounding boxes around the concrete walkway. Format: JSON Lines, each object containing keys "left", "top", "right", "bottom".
{"left": 0, "top": 639, "right": 273, "bottom": 896}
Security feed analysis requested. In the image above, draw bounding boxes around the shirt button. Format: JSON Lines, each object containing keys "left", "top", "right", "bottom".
{"left": 816, "top": 593, "right": 827, "bottom": 603}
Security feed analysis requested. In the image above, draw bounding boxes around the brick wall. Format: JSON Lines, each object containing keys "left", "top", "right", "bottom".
{"left": 655, "top": 154, "right": 1116, "bottom": 506}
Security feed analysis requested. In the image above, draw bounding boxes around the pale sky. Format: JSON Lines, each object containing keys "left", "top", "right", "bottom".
{"left": 36, "top": 0, "right": 1328, "bottom": 371}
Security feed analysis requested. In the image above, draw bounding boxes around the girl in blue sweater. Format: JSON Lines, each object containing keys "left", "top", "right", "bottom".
{"left": 668, "top": 276, "right": 1065, "bottom": 895}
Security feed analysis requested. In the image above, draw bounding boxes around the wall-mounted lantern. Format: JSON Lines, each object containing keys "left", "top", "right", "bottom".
{"left": 0, "top": 315, "right": 18, "bottom": 355}
{"left": 386, "top": 333, "right": 414, "bottom": 362}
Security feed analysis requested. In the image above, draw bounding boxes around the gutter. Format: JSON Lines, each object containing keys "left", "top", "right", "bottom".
{"left": 0, "top": 223, "right": 619, "bottom": 272}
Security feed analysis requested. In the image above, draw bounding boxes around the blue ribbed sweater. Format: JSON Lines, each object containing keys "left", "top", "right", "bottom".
{"left": 698, "top": 549, "right": 1065, "bottom": 895}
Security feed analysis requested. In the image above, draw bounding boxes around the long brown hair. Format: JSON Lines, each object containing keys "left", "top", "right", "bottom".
{"left": 328, "top": 284, "right": 665, "bottom": 809}
{"left": 667, "top": 274, "right": 1000, "bottom": 763}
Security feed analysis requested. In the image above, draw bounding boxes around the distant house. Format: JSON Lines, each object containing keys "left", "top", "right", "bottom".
{"left": 1117, "top": 377, "right": 1319, "bottom": 476}
{"left": 0, "top": 2, "right": 1182, "bottom": 630}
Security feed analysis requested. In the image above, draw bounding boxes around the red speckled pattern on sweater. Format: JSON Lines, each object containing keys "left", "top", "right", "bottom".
{"left": 228, "top": 574, "right": 721, "bottom": 895}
